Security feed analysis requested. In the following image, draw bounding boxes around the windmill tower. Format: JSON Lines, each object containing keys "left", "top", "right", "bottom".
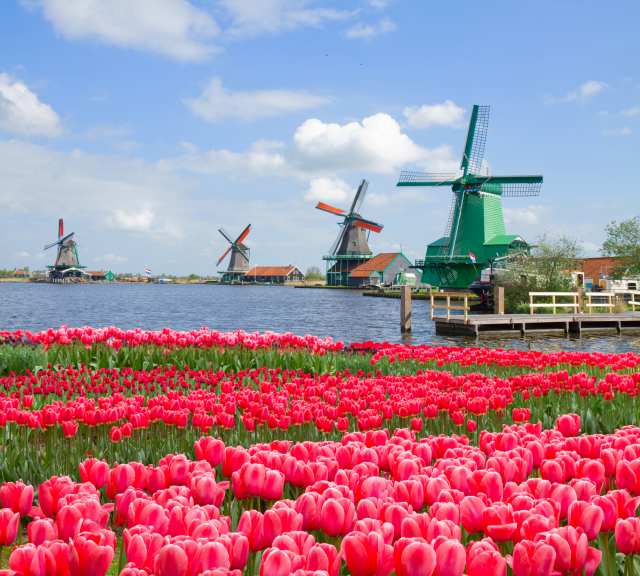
{"left": 217, "top": 224, "right": 251, "bottom": 283}
{"left": 44, "top": 218, "right": 84, "bottom": 281}
{"left": 315, "top": 179, "right": 384, "bottom": 286}
{"left": 397, "top": 105, "right": 543, "bottom": 289}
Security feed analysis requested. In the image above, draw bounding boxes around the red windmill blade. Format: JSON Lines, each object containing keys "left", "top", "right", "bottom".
{"left": 353, "top": 218, "right": 383, "bottom": 233}
{"left": 315, "top": 202, "right": 346, "bottom": 216}
{"left": 217, "top": 245, "right": 232, "bottom": 266}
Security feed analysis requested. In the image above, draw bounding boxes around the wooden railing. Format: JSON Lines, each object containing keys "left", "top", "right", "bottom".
{"left": 630, "top": 291, "right": 640, "bottom": 312}
{"left": 584, "top": 291, "right": 615, "bottom": 312}
{"left": 529, "top": 292, "right": 579, "bottom": 315}
{"left": 430, "top": 292, "right": 470, "bottom": 321}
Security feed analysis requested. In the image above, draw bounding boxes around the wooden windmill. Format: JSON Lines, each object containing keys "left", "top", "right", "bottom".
{"left": 315, "top": 179, "right": 384, "bottom": 286}
{"left": 217, "top": 224, "right": 251, "bottom": 283}
{"left": 44, "top": 218, "right": 84, "bottom": 280}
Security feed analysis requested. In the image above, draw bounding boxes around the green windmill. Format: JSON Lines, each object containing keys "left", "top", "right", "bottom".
{"left": 397, "top": 105, "right": 543, "bottom": 289}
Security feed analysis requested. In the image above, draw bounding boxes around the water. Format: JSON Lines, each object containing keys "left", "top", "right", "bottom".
{"left": 0, "top": 283, "right": 639, "bottom": 352}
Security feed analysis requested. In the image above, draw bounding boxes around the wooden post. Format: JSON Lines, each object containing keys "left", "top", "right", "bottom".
{"left": 577, "top": 288, "right": 584, "bottom": 314}
{"left": 494, "top": 286, "right": 505, "bottom": 315}
{"left": 400, "top": 285, "right": 412, "bottom": 333}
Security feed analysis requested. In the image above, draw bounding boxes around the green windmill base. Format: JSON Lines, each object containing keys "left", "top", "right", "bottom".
{"left": 397, "top": 105, "right": 543, "bottom": 290}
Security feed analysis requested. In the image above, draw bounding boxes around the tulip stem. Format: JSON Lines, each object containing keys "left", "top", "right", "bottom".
{"left": 625, "top": 554, "right": 636, "bottom": 576}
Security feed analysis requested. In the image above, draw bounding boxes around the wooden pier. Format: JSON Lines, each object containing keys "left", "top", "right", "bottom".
{"left": 428, "top": 290, "right": 640, "bottom": 337}
{"left": 434, "top": 312, "right": 640, "bottom": 337}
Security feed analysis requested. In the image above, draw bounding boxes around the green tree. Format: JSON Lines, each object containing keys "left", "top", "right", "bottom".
{"left": 499, "top": 236, "right": 582, "bottom": 313}
{"left": 602, "top": 217, "right": 640, "bottom": 277}
{"left": 305, "top": 266, "right": 325, "bottom": 281}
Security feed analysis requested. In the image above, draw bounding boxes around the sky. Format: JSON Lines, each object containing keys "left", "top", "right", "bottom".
{"left": 0, "top": 0, "right": 638, "bottom": 276}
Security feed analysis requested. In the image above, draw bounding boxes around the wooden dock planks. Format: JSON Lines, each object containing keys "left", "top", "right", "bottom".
{"left": 434, "top": 312, "right": 640, "bottom": 337}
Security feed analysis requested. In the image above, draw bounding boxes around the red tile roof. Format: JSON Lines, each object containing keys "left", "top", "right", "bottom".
{"left": 349, "top": 253, "right": 400, "bottom": 278}
{"left": 245, "top": 266, "right": 300, "bottom": 277}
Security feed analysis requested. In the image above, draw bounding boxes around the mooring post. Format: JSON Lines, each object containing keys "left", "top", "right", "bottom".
{"left": 400, "top": 285, "right": 412, "bottom": 333}
{"left": 577, "top": 288, "right": 584, "bottom": 313}
{"left": 494, "top": 286, "right": 505, "bottom": 315}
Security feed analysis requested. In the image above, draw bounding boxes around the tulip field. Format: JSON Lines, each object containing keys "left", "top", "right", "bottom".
{"left": 1, "top": 328, "right": 640, "bottom": 575}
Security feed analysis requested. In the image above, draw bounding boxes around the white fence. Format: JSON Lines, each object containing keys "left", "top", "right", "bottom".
{"left": 529, "top": 292, "right": 579, "bottom": 315}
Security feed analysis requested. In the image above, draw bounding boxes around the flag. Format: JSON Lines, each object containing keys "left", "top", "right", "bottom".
{"left": 468, "top": 251, "right": 477, "bottom": 264}
{"left": 144, "top": 267, "right": 152, "bottom": 277}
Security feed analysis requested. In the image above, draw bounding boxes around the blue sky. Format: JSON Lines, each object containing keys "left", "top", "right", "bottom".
{"left": 0, "top": 0, "right": 638, "bottom": 275}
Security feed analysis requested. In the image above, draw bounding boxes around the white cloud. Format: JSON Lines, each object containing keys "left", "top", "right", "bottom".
{"left": 403, "top": 100, "right": 465, "bottom": 129}
{"left": 549, "top": 80, "right": 608, "bottom": 103}
{"left": 161, "top": 139, "right": 289, "bottom": 177}
{"left": 603, "top": 126, "right": 632, "bottom": 136}
{"left": 29, "top": 0, "right": 219, "bottom": 61}
{"left": 504, "top": 205, "right": 549, "bottom": 226}
{"left": 345, "top": 18, "right": 396, "bottom": 40}
{"left": 304, "top": 177, "right": 352, "bottom": 203}
{"left": 292, "top": 113, "right": 457, "bottom": 174}
{"left": 0, "top": 73, "right": 61, "bottom": 136}
{"left": 109, "top": 207, "right": 155, "bottom": 232}
{"left": 220, "top": 0, "right": 352, "bottom": 36}
{"left": 185, "top": 78, "right": 329, "bottom": 122}
{"left": 369, "top": 0, "right": 392, "bottom": 8}
{"left": 0, "top": 139, "right": 189, "bottom": 240}
{"left": 167, "top": 112, "right": 457, "bottom": 179}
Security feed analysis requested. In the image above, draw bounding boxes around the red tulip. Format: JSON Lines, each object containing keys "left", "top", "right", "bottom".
{"left": 615, "top": 517, "right": 640, "bottom": 554}
{"left": 556, "top": 414, "right": 581, "bottom": 437}
{"left": 341, "top": 531, "right": 394, "bottom": 576}
{"left": 155, "top": 544, "right": 189, "bottom": 576}
{"left": 0, "top": 481, "right": 34, "bottom": 515}
{"left": 0, "top": 509, "right": 19, "bottom": 546}
{"left": 434, "top": 539, "right": 465, "bottom": 576}
{"left": 394, "top": 538, "right": 436, "bottom": 576}
{"left": 512, "top": 540, "right": 556, "bottom": 576}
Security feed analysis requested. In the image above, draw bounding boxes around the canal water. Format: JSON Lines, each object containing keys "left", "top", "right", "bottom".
{"left": 0, "top": 283, "right": 638, "bottom": 352}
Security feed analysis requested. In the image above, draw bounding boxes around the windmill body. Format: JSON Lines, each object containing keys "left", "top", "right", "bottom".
{"left": 217, "top": 224, "right": 251, "bottom": 283}
{"left": 44, "top": 218, "right": 85, "bottom": 281}
{"left": 397, "top": 105, "right": 543, "bottom": 289}
{"left": 316, "top": 180, "right": 384, "bottom": 286}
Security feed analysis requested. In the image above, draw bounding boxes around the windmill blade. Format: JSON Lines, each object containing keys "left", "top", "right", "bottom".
{"left": 352, "top": 217, "right": 383, "bottom": 233}
{"left": 349, "top": 179, "right": 369, "bottom": 214}
{"left": 217, "top": 245, "right": 232, "bottom": 266}
{"left": 481, "top": 181, "right": 542, "bottom": 197}
{"left": 476, "top": 175, "right": 543, "bottom": 197}
{"left": 461, "top": 105, "right": 490, "bottom": 175}
{"left": 43, "top": 232, "right": 74, "bottom": 250}
{"left": 316, "top": 202, "right": 346, "bottom": 216}
{"left": 234, "top": 224, "right": 251, "bottom": 245}
{"left": 329, "top": 223, "right": 348, "bottom": 256}
{"left": 58, "top": 218, "right": 64, "bottom": 239}
{"left": 397, "top": 171, "right": 460, "bottom": 187}
{"left": 218, "top": 228, "right": 234, "bottom": 245}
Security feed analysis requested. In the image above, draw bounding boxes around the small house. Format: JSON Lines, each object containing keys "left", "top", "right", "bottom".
{"left": 348, "top": 253, "right": 412, "bottom": 288}
{"left": 243, "top": 266, "right": 304, "bottom": 284}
